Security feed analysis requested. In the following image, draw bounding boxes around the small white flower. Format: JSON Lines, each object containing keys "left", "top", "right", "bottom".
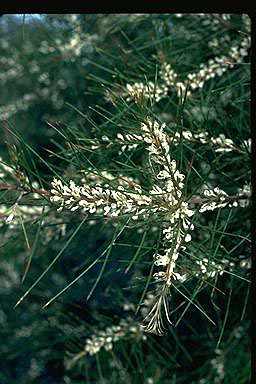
{"left": 6, "top": 212, "right": 14, "bottom": 223}
{"left": 185, "top": 233, "right": 192, "bottom": 242}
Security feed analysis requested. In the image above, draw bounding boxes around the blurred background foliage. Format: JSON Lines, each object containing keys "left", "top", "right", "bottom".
{"left": 0, "top": 14, "right": 251, "bottom": 383}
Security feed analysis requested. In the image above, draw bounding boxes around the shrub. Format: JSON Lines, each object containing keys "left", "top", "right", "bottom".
{"left": 0, "top": 13, "right": 251, "bottom": 383}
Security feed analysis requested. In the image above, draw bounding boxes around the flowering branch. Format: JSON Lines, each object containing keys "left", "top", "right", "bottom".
{"left": 1, "top": 118, "right": 250, "bottom": 335}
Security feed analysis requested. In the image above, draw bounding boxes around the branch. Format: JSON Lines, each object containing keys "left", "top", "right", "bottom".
{"left": 0, "top": 184, "right": 51, "bottom": 197}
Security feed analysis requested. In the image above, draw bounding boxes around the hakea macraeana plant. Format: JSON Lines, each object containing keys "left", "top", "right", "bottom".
{"left": 49, "top": 118, "right": 194, "bottom": 334}
{"left": 0, "top": 119, "right": 251, "bottom": 335}
{"left": 47, "top": 117, "right": 251, "bottom": 335}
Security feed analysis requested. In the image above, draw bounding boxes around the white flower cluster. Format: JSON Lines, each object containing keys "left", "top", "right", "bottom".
{"left": 59, "top": 33, "right": 99, "bottom": 59}
{"left": 140, "top": 292, "right": 156, "bottom": 318}
{"left": 125, "top": 35, "right": 250, "bottom": 104}
{"left": 0, "top": 91, "right": 50, "bottom": 121}
{"left": 0, "top": 50, "right": 19, "bottom": 67}
{"left": 83, "top": 318, "right": 139, "bottom": 356}
{"left": 242, "top": 13, "right": 251, "bottom": 32}
{"left": 158, "top": 62, "right": 189, "bottom": 96}
{"left": 125, "top": 65, "right": 181, "bottom": 102}
{"left": 170, "top": 130, "right": 241, "bottom": 153}
{"left": 208, "top": 34, "right": 231, "bottom": 50}
{"left": 38, "top": 15, "right": 99, "bottom": 59}
{"left": 137, "top": 118, "right": 195, "bottom": 290}
{"left": 159, "top": 62, "right": 178, "bottom": 87}
{"left": 38, "top": 72, "right": 50, "bottom": 86}
{"left": 198, "top": 183, "right": 251, "bottom": 213}
{"left": 185, "top": 36, "right": 250, "bottom": 92}
{"left": 116, "top": 126, "right": 250, "bottom": 155}
{"left": 117, "top": 132, "right": 142, "bottom": 153}
{"left": 50, "top": 177, "right": 152, "bottom": 219}
{"left": 195, "top": 257, "right": 234, "bottom": 279}
{"left": 0, "top": 93, "right": 32, "bottom": 121}
{"left": 153, "top": 219, "right": 193, "bottom": 286}
{"left": 199, "top": 187, "right": 231, "bottom": 213}
{"left": 141, "top": 119, "right": 170, "bottom": 163}
{"left": 82, "top": 170, "right": 144, "bottom": 197}
{"left": 201, "top": 14, "right": 227, "bottom": 31}
{"left": 49, "top": 116, "right": 250, "bottom": 334}
{"left": 50, "top": 117, "right": 194, "bottom": 294}
{"left": 126, "top": 81, "right": 167, "bottom": 103}
{"left": 1, "top": 199, "right": 67, "bottom": 245}
{"left": 211, "top": 348, "right": 225, "bottom": 384}
{"left": 29, "top": 60, "right": 40, "bottom": 74}
{"left": 174, "top": 13, "right": 205, "bottom": 18}
{"left": 152, "top": 200, "right": 194, "bottom": 282}
{"left": 65, "top": 317, "right": 142, "bottom": 369}
{"left": 209, "top": 135, "right": 238, "bottom": 153}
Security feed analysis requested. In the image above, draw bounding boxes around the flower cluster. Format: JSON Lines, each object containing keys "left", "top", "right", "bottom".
{"left": 49, "top": 117, "right": 195, "bottom": 334}
{"left": 170, "top": 130, "right": 244, "bottom": 153}
{"left": 186, "top": 37, "right": 250, "bottom": 92}
{"left": 126, "top": 81, "right": 167, "bottom": 103}
{"left": 115, "top": 126, "right": 249, "bottom": 155}
{"left": 159, "top": 62, "right": 178, "bottom": 87}
{"left": 65, "top": 317, "right": 142, "bottom": 369}
{"left": 48, "top": 114, "right": 251, "bottom": 335}
{"left": 208, "top": 34, "right": 231, "bottom": 51}
{"left": 153, "top": 216, "right": 193, "bottom": 286}
{"left": 210, "top": 349, "right": 225, "bottom": 384}
{"left": 125, "top": 34, "right": 250, "bottom": 104}
{"left": 131, "top": 118, "right": 195, "bottom": 333}
{"left": 195, "top": 257, "right": 234, "bottom": 279}
{"left": 65, "top": 290, "right": 160, "bottom": 369}
{"left": 116, "top": 132, "right": 142, "bottom": 153}
{"left": 38, "top": 15, "right": 99, "bottom": 60}
{"left": 140, "top": 118, "right": 194, "bottom": 242}
{"left": 83, "top": 318, "right": 139, "bottom": 356}
{"left": 199, "top": 187, "right": 231, "bottom": 213}
{"left": 197, "top": 183, "right": 251, "bottom": 213}
{"left": 50, "top": 177, "right": 152, "bottom": 219}
{"left": 0, "top": 91, "right": 49, "bottom": 121}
